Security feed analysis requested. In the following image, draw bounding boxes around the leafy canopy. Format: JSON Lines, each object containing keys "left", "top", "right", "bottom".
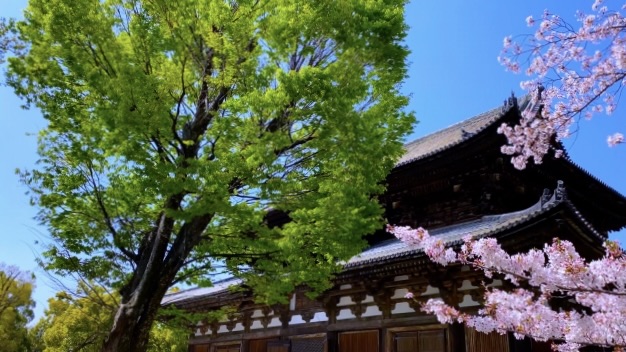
{"left": 0, "top": 264, "right": 35, "bottom": 352}
{"left": 7, "top": 0, "right": 413, "bottom": 302}
{"left": 32, "top": 282, "right": 187, "bottom": 352}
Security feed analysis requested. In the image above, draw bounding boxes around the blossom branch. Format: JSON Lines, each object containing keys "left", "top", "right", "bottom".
{"left": 498, "top": 1, "right": 626, "bottom": 169}
{"left": 387, "top": 224, "right": 626, "bottom": 352}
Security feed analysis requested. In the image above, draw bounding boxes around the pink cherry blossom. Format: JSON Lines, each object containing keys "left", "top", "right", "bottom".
{"left": 388, "top": 224, "right": 626, "bottom": 352}
{"left": 499, "top": 1, "right": 626, "bottom": 169}
{"left": 608, "top": 132, "right": 624, "bottom": 146}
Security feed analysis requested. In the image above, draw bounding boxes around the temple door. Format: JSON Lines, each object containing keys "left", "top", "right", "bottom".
{"left": 393, "top": 330, "right": 446, "bottom": 352}
{"left": 338, "top": 330, "right": 378, "bottom": 352}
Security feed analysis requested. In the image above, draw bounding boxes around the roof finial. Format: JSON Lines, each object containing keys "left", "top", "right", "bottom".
{"left": 524, "top": 85, "right": 546, "bottom": 117}
{"left": 502, "top": 91, "right": 519, "bottom": 112}
{"left": 537, "top": 84, "right": 545, "bottom": 100}
{"left": 541, "top": 188, "right": 552, "bottom": 206}
{"left": 509, "top": 91, "right": 517, "bottom": 108}
{"left": 555, "top": 180, "right": 566, "bottom": 201}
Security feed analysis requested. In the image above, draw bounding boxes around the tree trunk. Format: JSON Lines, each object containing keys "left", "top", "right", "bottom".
{"left": 100, "top": 213, "right": 208, "bottom": 351}
{"left": 101, "top": 280, "right": 169, "bottom": 352}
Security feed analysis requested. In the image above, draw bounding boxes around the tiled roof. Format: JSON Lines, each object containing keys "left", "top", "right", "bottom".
{"left": 162, "top": 277, "right": 242, "bottom": 305}
{"left": 396, "top": 107, "right": 503, "bottom": 166}
{"left": 396, "top": 94, "right": 530, "bottom": 167}
{"left": 162, "top": 183, "right": 601, "bottom": 305}
{"left": 343, "top": 182, "right": 599, "bottom": 269}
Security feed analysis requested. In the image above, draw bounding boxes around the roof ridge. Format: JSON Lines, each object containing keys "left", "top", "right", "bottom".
{"left": 396, "top": 94, "right": 524, "bottom": 167}
{"left": 402, "top": 92, "right": 527, "bottom": 149}
{"left": 402, "top": 106, "right": 504, "bottom": 149}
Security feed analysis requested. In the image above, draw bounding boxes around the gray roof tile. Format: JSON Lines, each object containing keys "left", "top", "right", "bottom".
{"left": 162, "top": 182, "right": 601, "bottom": 305}
{"left": 343, "top": 186, "right": 568, "bottom": 268}
{"left": 396, "top": 94, "right": 532, "bottom": 167}
{"left": 162, "top": 277, "right": 242, "bottom": 305}
{"left": 396, "top": 107, "right": 504, "bottom": 166}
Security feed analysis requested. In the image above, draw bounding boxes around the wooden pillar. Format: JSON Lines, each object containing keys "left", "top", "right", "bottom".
{"left": 449, "top": 323, "right": 466, "bottom": 352}
{"left": 326, "top": 331, "right": 338, "bottom": 352}
{"left": 508, "top": 334, "right": 530, "bottom": 352}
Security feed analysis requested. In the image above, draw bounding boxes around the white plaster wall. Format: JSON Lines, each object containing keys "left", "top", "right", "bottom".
{"left": 336, "top": 308, "right": 356, "bottom": 320}
{"left": 391, "top": 288, "right": 409, "bottom": 299}
{"left": 310, "top": 311, "right": 328, "bottom": 323}
{"left": 289, "top": 314, "right": 305, "bottom": 325}
{"left": 250, "top": 320, "right": 264, "bottom": 330}
{"left": 488, "top": 279, "right": 503, "bottom": 287}
{"left": 394, "top": 275, "right": 409, "bottom": 281}
{"left": 391, "top": 302, "right": 414, "bottom": 314}
{"left": 458, "top": 280, "right": 479, "bottom": 291}
{"left": 458, "top": 294, "right": 480, "bottom": 308}
{"left": 421, "top": 285, "right": 440, "bottom": 296}
{"left": 251, "top": 309, "right": 265, "bottom": 318}
{"left": 337, "top": 295, "right": 354, "bottom": 307}
{"left": 289, "top": 294, "right": 296, "bottom": 311}
{"left": 267, "top": 317, "right": 281, "bottom": 328}
{"left": 361, "top": 305, "right": 382, "bottom": 317}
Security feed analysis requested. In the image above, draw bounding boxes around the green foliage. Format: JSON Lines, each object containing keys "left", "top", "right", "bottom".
{"left": 34, "top": 283, "right": 187, "bottom": 352}
{"left": 35, "top": 284, "right": 116, "bottom": 352}
{"left": 0, "top": 264, "right": 35, "bottom": 352}
{"left": 6, "top": 0, "right": 413, "bottom": 335}
{"left": 0, "top": 18, "right": 25, "bottom": 64}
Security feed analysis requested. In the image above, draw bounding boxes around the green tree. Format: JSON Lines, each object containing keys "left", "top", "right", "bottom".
{"left": 33, "top": 283, "right": 187, "bottom": 352}
{"left": 0, "top": 264, "right": 35, "bottom": 351}
{"left": 5, "top": 0, "right": 413, "bottom": 350}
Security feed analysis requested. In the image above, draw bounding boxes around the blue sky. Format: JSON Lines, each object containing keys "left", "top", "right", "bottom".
{"left": 2, "top": 1, "right": 625, "bottom": 321}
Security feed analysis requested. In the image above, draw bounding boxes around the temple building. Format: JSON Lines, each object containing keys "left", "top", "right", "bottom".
{"left": 163, "top": 94, "right": 626, "bottom": 352}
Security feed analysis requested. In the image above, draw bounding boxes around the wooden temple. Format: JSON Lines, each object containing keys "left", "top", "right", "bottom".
{"left": 163, "top": 94, "right": 626, "bottom": 352}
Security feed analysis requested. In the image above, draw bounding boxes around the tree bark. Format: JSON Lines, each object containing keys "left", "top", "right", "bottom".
{"left": 100, "top": 213, "right": 180, "bottom": 352}
{"left": 101, "top": 211, "right": 213, "bottom": 352}
{"left": 101, "top": 269, "right": 172, "bottom": 352}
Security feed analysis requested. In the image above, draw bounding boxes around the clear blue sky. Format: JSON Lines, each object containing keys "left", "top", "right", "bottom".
{"left": 1, "top": 1, "right": 624, "bottom": 322}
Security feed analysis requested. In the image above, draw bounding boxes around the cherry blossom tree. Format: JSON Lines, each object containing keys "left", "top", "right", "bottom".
{"left": 387, "top": 225, "right": 626, "bottom": 352}
{"left": 498, "top": 0, "right": 626, "bottom": 170}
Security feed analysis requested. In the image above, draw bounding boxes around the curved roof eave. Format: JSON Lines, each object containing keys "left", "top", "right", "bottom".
{"left": 395, "top": 94, "right": 527, "bottom": 168}
{"left": 342, "top": 181, "right": 603, "bottom": 270}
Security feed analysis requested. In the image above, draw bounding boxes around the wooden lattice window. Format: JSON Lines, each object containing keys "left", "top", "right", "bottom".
{"left": 267, "top": 340, "right": 290, "bottom": 352}
{"left": 291, "top": 334, "right": 326, "bottom": 352}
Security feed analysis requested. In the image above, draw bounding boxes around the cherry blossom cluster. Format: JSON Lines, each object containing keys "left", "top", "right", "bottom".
{"left": 498, "top": 0, "right": 626, "bottom": 169}
{"left": 387, "top": 224, "right": 626, "bottom": 352}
